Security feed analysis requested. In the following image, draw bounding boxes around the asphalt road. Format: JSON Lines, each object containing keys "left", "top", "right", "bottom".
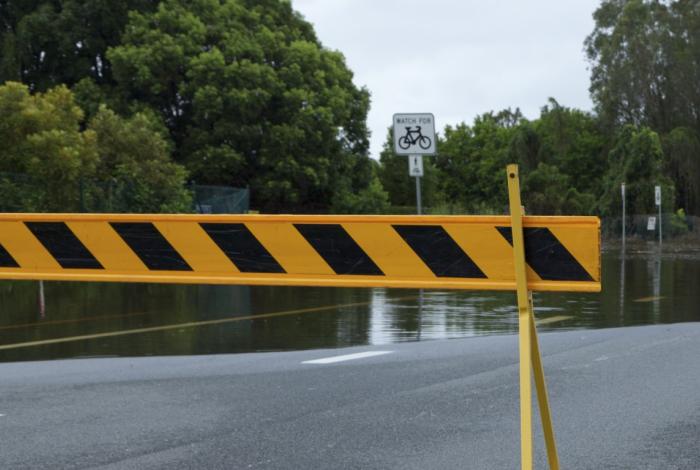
{"left": 1, "top": 323, "right": 700, "bottom": 469}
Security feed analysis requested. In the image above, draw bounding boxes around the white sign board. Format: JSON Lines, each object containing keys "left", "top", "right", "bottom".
{"left": 408, "top": 155, "right": 424, "bottom": 177}
{"left": 655, "top": 186, "right": 661, "bottom": 206}
{"left": 393, "top": 113, "right": 436, "bottom": 155}
{"left": 647, "top": 216, "right": 657, "bottom": 231}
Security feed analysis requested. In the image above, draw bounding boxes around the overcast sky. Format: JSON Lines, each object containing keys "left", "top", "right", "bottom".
{"left": 293, "top": 0, "right": 602, "bottom": 159}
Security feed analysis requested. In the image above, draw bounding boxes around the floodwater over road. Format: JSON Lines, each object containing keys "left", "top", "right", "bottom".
{"left": 0, "top": 247, "right": 698, "bottom": 362}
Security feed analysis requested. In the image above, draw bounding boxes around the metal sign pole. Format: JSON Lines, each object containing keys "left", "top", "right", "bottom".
{"left": 658, "top": 189, "right": 662, "bottom": 246}
{"left": 415, "top": 174, "right": 422, "bottom": 215}
{"left": 621, "top": 182, "right": 626, "bottom": 250}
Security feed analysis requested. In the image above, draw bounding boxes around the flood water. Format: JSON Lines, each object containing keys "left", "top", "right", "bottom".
{"left": 0, "top": 248, "right": 698, "bottom": 363}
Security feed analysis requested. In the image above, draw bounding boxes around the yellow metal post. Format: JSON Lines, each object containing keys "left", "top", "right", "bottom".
{"left": 506, "top": 164, "right": 533, "bottom": 470}
{"left": 507, "top": 164, "right": 560, "bottom": 470}
{"left": 529, "top": 292, "right": 560, "bottom": 470}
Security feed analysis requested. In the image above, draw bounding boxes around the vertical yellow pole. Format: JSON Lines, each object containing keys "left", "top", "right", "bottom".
{"left": 529, "top": 292, "right": 560, "bottom": 470}
{"left": 506, "top": 164, "right": 533, "bottom": 470}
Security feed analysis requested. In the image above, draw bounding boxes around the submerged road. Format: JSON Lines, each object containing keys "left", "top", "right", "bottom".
{"left": 1, "top": 323, "right": 699, "bottom": 469}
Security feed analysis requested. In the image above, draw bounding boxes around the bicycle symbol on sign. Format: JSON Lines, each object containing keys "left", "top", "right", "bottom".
{"left": 398, "top": 126, "right": 432, "bottom": 150}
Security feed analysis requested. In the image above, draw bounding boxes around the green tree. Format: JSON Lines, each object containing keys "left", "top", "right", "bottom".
{"left": 0, "top": 81, "right": 97, "bottom": 211}
{"left": 586, "top": 0, "right": 673, "bottom": 130}
{"left": 662, "top": 127, "right": 700, "bottom": 214}
{"left": 0, "top": 1, "right": 159, "bottom": 90}
{"left": 522, "top": 163, "right": 596, "bottom": 215}
{"left": 0, "top": 81, "right": 190, "bottom": 212}
{"left": 105, "top": 0, "right": 373, "bottom": 212}
{"left": 88, "top": 106, "right": 192, "bottom": 212}
{"left": 532, "top": 99, "right": 607, "bottom": 194}
{"left": 585, "top": 0, "right": 700, "bottom": 214}
{"left": 434, "top": 110, "right": 522, "bottom": 213}
{"left": 331, "top": 159, "right": 389, "bottom": 214}
{"left": 598, "top": 125, "right": 674, "bottom": 216}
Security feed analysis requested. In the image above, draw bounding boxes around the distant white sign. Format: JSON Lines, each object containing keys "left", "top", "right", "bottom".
{"left": 393, "top": 113, "right": 436, "bottom": 155}
{"left": 655, "top": 185, "right": 661, "bottom": 206}
{"left": 647, "top": 216, "right": 657, "bottom": 231}
{"left": 408, "top": 155, "right": 424, "bottom": 177}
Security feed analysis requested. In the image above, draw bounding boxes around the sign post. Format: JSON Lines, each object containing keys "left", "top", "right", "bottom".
{"left": 409, "top": 156, "right": 424, "bottom": 214}
{"left": 621, "top": 182, "right": 626, "bottom": 249}
{"left": 655, "top": 185, "right": 662, "bottom": 246}
{"left": 393, "top": 113, "right": 436, "bottom": 215}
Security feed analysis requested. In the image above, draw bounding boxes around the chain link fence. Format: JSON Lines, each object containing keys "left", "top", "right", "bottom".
{"left": 0, "top": 172, "right": 249, "bottom": 214}
{"left": 602, "top": 213, "right": 699, "bottom": 241}
{"left": 191, "top": 184, "right": 249, "bottom": 214}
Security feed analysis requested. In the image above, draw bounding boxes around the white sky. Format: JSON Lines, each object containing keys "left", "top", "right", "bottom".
{"left": 293, "top": 0, "right": 601, "bottom": 159}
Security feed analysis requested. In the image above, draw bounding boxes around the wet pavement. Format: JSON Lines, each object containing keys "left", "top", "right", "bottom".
{"left": 1, "top": 323, "right": 699, "bottom": 469}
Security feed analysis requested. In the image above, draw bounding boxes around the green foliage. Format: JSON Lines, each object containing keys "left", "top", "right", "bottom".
{"left": 0, "top": 81, "right": 97, "bottom": 211}
{"left": 669, "top": 208, "right": 690, "bottom": 236}
{"left": 88, "top": 107, "right": 192, "bottom": 212}
{"left": 662, "top": 127, "right": 700, "bottom": 213}
{"left": 522, "top": 163, "right": 596, "bottom": 215}
{"left": 103, "top": 0, "right": 372, "bottom": 212}
{"left": 531, "top": 99, "right": 607, "bottom": 194}
{"left": 0, "top": 1, "right": 159, "bottom": 90}
{"left": 433, "top": 111, "right": 520, "bottom": 213}
{"left": 586, "top": 0, "right": 700, "bottom": 214}
{"left": 599, "top": 125, "right": 674, "bottom": 216}
{"left": 331, "top": 172, "right": 389, "bottom": 214}
{"left": 0, "top": 82, "right": 190, "bottom": 212}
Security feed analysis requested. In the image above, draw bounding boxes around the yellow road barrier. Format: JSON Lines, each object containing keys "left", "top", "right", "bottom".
{"left": 0, "top": 213, "right": 599, "bottom": 292}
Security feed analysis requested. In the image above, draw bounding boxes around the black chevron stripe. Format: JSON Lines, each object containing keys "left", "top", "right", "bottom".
{"left": 393, "top": 225, "right": 486, "bottom": 278}
{"left": 200, "top": 223, "right": 285, "bottom": 273}
{"left": 110, "top": 222, "right": 191, "bottom": 271}
{"left": 294, "top": 224, "right": 383, "bottom": 275}
{"left": 0, "top": 242, "right": 19, "bottom": 267}
{"left": 25, "top": 222, "right": 103, "bottom": 269}
{"left": 497, "top": 226, "right": 593, "bottom": 281}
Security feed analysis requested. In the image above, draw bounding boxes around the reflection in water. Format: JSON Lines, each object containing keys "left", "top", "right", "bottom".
{"left": 0, "top": 251, "right": 698, "bottom": 363}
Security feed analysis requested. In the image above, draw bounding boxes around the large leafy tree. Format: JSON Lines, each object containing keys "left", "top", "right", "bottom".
{"left": 598, "top": 125, "right": 674, "bottom": 216}
{"left": 3, "top": 0, "right": 374, "bottom": 213}
{"left": 586, "top": 0, "right": 700, "bottom": 214}
{"left": 104, "top": 0, "right": 372, "bottom": 212}
{"left": 531, "top": 99, "right": 607, "bottom": 195}
{"left": 0, "top": 0, "right": 159, "bottom": 90}
{"left": 433, "top": 110, "right": 521, "bottom": 213}
{"left": 0, "top": 81, "right": 97, "bottom": 210}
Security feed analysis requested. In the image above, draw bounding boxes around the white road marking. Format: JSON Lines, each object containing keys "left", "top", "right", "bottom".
{"left": 302, "top": 351, "right": 393, "bottom": 364}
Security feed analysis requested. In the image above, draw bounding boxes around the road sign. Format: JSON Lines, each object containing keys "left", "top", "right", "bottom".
{"left": 655, "top": 185, "right": 661, "bottom": 206}
{"left": 647, "top": 216, "right": 657, "bottom": 231}
{"left": 0, "top": 213, "right": 600, "bottom": 292}
{"left": 393, "top": 113, "right": 436, "bottom": 155}
{"left": 408, "top": 155, "right": 424, "bottom": 177}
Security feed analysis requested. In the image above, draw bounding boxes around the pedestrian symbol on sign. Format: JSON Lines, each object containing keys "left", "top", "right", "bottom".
{"left": 409, "top": 155, "right": 424, "bottom": 177}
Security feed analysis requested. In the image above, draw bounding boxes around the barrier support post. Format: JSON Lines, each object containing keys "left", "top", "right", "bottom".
{"left": 506, "top": 164, "right": 559, "bottom": 470}
{"left": 529, "top": 292, "right": 560, "bottom": 469}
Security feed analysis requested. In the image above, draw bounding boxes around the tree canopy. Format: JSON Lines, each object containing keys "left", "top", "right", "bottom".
{"left": 1, "top": 0, "right": 699, "bottom": 221}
